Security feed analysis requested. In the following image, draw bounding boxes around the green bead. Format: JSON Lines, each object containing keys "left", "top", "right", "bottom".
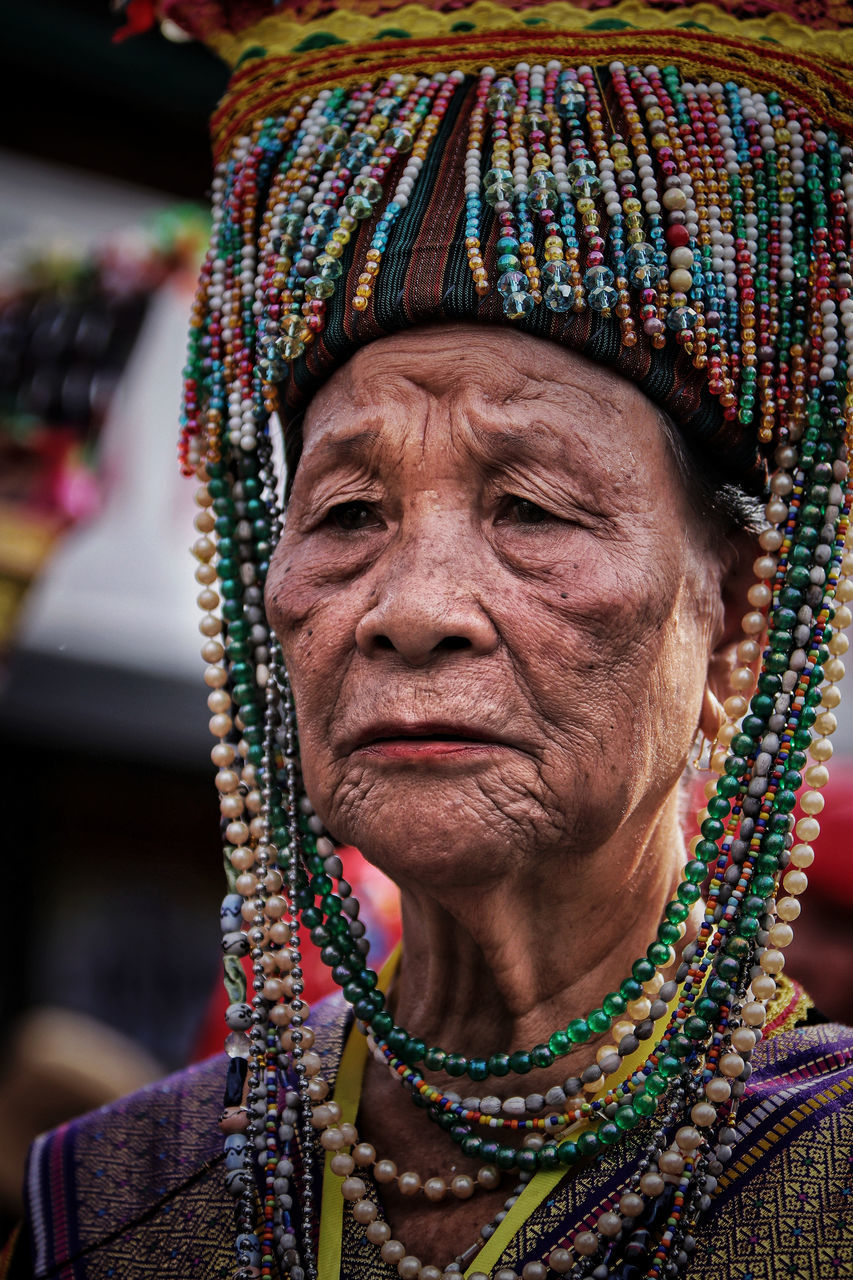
{"left": 695, "top": 839, "right": 721, "bottom": 860}
{"left": 657, "top": 923, "right": 680, "bottom": 947}
{"left": 603, "top": 992, "right": 626, "bottom": 1018}
{"left": 480, "top": 1141, "right": 499, "bottom": 1163}
{"left": 577, "top": 1130, "right": 601, "bottom": 1158}
{"left": 715, "top": 955, "right": 740, "bottom": 981}
{"left": 669, "top": 1033, "right": 692, "bottom": 1058}
{"left": 684, "top": 859, "right": 709, "bottom": 885}
{"left": 724, "top": 935, "right": 750, "bottom": 959}
{"left": 666, "top": 901, "right": 690, "bottom": 925}
{"left": 615, "top": 1104, "right": 639, "bottom": 1130}
{"left": 659, "top": 1054, "right": 683, "bottom": 1078}
{"left": 531, "top": 1044, "right": 553, "bottom": 1069}
{"left": 496, "top": 1145, "right": 517, "bottom": 1170}
{"left": 517, "top": 1148, "right": 538, "bottom": 1174}
{"left": 558, "top": 1140, "right": 580, "bottom": 1165}
{"left": 632, "top": 958, "right": 656, "bottom": 983}
{"left": 508, "top": 1050, "right": 532, "bottom": 1073}
{"left": 549, "top": 1030, "right": 570, "bottom": 1056}
{"left": 461, "top": 1135, "right": 482, "bottom": 1158}
{"left": 707, "top": 796, "right": 731, "bottom": 818}
{"left": 424, "top": 1046, "right": 446, "bottom": 1071}
{"left": 445, "top": 1054, "right": 467, "bottom": 1077}
{"left": 752, "top": 873, "right": 777, "bottom": 897}
{"left": 695, "top": 997, "right": 720, "bottom": 1021}
{"left": 598, "top": 1122, "right": 620, "bottom": 1146}
{"left": 469, "top": 1058, "right": 489, "bottom": 1081}
{"left": 775, "top": 789, "right": 798, "bottom": 813}
{"left": 567, "top": 1019, "right": 591, "bottom": 1045}
{"left": 402, "top": 1037, "right": 425, "bottom": 1065}
{"left": 677, "top": 883, "right": 702, "bottom": 905}
{"left": 539, "top": 1144, "right": 560, "bottom": 1170}
{"left": 732, "top": 911, "right": 758, "bottom": 942}
{"left": 644, "top": 1071, "right": 666, "bottom": 1096}
{"left": 488, "top": 1053, "right": 511, "bottom": 1077}
{"left": 700, "top": 818, "right": 725, "bottom": 840}
{"left": 620, "top": 978, "right": 644, "bottom": 1001}
{"left": 684, "top": 1015, "right": 710, "bottom": 1040}
{"left": 588, "top": 1009, "right": 611, "bottom": 1035}
{"left": 634, "top": 1090, "right": 657, "bottom": 1117}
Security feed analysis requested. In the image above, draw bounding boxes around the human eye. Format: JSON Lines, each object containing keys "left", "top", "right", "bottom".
{"left": 327, "top": 500, "right": 382, "bottom": 531}
{"left": 498, "top": 496, "right": 552, "bottom": 525}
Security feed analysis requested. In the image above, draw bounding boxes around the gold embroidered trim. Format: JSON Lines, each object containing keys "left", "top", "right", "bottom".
{"left": 208, "top": 0, "right": 853, "bottom": 65}
{"left": 210, "top": 27, "right": 853, "bottom": 162}
{"left": 763, "top": 975, "right": 814, "bottom": 1039}
{"left": 717, "top": 1072, "right": 853, "bottom": 1190}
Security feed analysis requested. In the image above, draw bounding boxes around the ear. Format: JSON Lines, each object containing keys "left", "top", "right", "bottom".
{"left": 699, "top": 526, "right": 763, "bottom": 742}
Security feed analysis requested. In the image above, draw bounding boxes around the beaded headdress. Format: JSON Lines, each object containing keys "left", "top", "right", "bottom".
{"left": 162, "top": 0, "right": 853, "bottom": 1275}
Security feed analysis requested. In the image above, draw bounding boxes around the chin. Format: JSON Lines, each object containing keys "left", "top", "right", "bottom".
{"left": 313, "top": 765, "right": 625, "bottom": 889}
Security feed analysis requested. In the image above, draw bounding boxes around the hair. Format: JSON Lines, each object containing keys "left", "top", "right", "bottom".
{"left": 656, "top": 408, "right": 765, "bottom": 538}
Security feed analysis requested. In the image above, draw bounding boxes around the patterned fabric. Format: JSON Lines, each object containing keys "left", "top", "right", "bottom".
{"left": 162, "top": 0, "right": 853, "bottom": 58}
{"left": 23, "top": 1056, "right": 233, "bottom": 1279}
{"left": 20, "top": 984, "right": 853, "bottom": 1279}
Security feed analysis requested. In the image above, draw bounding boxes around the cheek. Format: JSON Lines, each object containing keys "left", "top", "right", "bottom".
{"left": 503, "top": 544, "right": 708, "bottom": 780}
{"left": 266, "top": 540, "right": 353, "bottom": 767}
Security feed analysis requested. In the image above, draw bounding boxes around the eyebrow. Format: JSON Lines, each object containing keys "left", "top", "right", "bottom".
{"left": 302, "top": 427, "right": 383, "bottom": 468}
{"left": 468, "top": 421, "right": 568, "bottom": 467}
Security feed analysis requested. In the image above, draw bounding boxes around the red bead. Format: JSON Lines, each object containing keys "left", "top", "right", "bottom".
{"left": 666, "top": 224, "right": 690, "bottom": 248}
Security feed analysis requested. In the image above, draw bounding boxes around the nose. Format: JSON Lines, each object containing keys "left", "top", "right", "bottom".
{"left": 355, "top": 527, "right": 499, "bottom": 666}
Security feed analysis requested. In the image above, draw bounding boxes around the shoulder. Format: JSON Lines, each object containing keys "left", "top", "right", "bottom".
{"left": 691, "top": 1012, "right": 853, "bottom": 1279}
{"left": 24, "top": 1055, "right": 233, "bottom": 1279}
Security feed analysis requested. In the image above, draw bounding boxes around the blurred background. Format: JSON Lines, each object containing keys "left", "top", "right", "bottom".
{"left": 0, "top": 0, "right": 851, "bottom": 1247}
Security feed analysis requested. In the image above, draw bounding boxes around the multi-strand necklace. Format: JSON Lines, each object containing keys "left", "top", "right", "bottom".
{"left": 178, "top": 52, "right": 853, "bottom": 1280}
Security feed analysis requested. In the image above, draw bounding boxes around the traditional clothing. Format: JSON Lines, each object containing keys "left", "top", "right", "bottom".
{"left": 11, "top": 979, "right": 853, "bottom": 1279}
{"left": 11, "top": 0, "right": 853, "bottom": 1275}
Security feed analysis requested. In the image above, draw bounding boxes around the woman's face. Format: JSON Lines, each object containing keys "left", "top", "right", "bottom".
{"left": 266, "top": 326, "right": 729, "bottom": 888}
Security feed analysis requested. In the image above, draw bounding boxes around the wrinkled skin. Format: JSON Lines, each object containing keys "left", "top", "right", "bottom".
{"left": 268, "top": 325, "right": 728, "bottom": 897}
{"left": 265, "top": 325, "right": 746, "bottom": 1261}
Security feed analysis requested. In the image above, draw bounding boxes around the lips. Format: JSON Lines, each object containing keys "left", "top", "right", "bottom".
{"left": 350, "top": 719, "right": 511, "bottom": 751}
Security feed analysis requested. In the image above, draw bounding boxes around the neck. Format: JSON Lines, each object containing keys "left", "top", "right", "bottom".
{"left": 386, "top": 792, "right": 695, "bottom": 1067}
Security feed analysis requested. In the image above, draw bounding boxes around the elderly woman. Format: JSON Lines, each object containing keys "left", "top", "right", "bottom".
{"left": 15, "top": 1, "right": 853, "bottom": 1278}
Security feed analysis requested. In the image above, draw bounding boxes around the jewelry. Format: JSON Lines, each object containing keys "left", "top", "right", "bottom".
{"left": 179, "top": 46, "right": 853, "bottom": 1280}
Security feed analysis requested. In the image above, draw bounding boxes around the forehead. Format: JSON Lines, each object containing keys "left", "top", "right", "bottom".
{"left": 297, "top": 324, "right": 671, "bottom": 481}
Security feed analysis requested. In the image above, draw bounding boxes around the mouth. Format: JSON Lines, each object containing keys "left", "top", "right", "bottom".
{"left": 351, "top": 720, "right": 512, "bottom": 757}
